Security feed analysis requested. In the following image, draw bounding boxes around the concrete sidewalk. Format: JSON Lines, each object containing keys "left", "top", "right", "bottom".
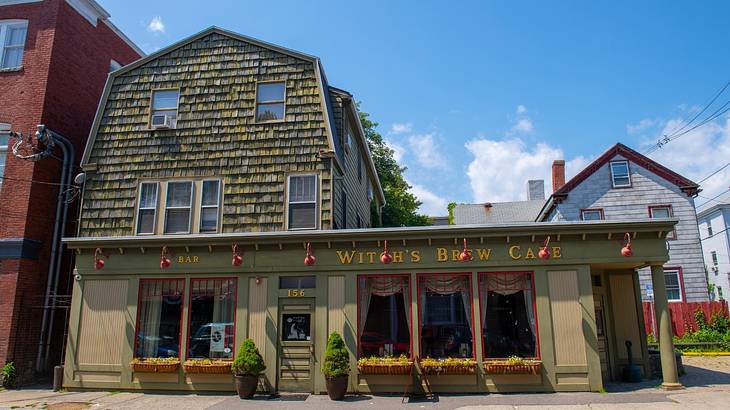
{"left": 1, "top": 357, "right": 728, "bottom": 409}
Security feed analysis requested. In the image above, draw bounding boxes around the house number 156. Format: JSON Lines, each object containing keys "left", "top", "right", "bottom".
{"left": 287, "top": 289, "right": 305, "bottom": 297}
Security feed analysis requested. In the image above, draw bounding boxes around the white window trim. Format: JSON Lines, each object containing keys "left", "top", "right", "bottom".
{"left": 150, "top": 88, "right": 180, "bottom": 128}
{"left": 664, "top": 269, "right": 683, "bottom": 302}
{"left": 286, "top": 174, "right": 319, "bottom": 230}
{"left": 199, "top": 179, "right": 221, "bottom": 233}
{"left": 609, "top": 160, "right": 631, "bottom": 188}
{"left": 0, "top": 19, "right": 28, "bottom": 69}
{"left": 164, "top": 181, "right": 194, "bottom": 234}
{"left": 135, "top": 182, "right": 158, "bottom": 235}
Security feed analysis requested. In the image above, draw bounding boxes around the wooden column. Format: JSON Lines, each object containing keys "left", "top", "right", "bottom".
{"left": 650, "top": 264, "right": 683, "bottom": 390}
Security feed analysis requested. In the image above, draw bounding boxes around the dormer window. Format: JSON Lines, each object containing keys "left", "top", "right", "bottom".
{"left": 0, "top": 20, "right": 28, "bottom": 69}
{"left": 256, "top": 82, "right": 285, "bottom": 122}
{"left": 609, "top": 160, "right": 631, "bottom": 188}
{"left": 150, "top": 89, "right": 179, "bottom": 129}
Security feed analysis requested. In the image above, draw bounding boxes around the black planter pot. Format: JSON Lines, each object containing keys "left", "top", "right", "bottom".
{"left": 325, "top": 375, "right": 348, "bottom": 400}
{"left": 234, "top": 374, "right": 259, "bottom": 399}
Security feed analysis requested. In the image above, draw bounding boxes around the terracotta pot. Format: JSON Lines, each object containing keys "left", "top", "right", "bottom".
{"left": 325, "top": 375, "right": 348, "bottom": 400}
{"left": 234, "top": 374, "right": 258, "bottom": 399}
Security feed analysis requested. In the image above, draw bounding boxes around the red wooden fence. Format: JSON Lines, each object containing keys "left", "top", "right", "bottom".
{"left": 642, "top": 300, "right": 729, "bottom": 337}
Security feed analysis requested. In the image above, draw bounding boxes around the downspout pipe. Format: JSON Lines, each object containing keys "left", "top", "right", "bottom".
{"left": 34, "top": 126, "right": 75, "bottom": 373}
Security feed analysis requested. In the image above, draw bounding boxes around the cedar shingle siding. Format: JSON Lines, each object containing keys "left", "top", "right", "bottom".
{"left": 80, "top": 32, "right": 338, "bottom": 236}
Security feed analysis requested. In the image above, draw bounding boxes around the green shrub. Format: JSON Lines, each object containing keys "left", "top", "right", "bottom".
{"left": 321, "top": 332, "right": 349, "bottom": 378}
{"left": 710, "top": 312, "right": 729, "bottom": 334}
{"left": 1, "top": 362, "right": 16, "bottom": 388}
{"left": 694, "top": 309, "right": 708, "bottom": 331}
{"left": 231, "top": 339, "right": 266, "bottom": 376}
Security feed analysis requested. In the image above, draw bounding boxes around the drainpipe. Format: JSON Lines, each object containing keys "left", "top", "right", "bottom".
{"left": 34, "top": 126, "right": 75, "bottom": 373}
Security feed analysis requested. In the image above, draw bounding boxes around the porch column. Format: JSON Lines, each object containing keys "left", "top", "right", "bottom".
{"left": 650, "top": 264, "right": 683, "bottom": 390}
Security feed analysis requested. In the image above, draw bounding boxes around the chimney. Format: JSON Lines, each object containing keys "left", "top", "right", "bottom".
{"left": 552, "top": 160, "right": 566, "bottom": 192}
{"left": 526, "top": 180, "right": 545, "bottom": 201}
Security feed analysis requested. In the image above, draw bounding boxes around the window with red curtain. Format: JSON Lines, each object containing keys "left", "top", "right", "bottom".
{"left": 358, "top": 275, "right": 411, "bottom": 357}
{"left": 479, "top": 272, "right": 538, "bottom": 359}
{"left": 187, "top": 278, "right": 237, "bottom": 359}
{"left": 418, "top": 274, "right": 473, "bottom": 359}
{"left": 135, "top": 279, "right": 185, "bottom": 358}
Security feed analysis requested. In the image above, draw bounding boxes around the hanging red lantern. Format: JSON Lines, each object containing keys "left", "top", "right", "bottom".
{"left": 304, "top": 242, "right": 316, "bottom": 266}
{"left": 459, "top": 238, "right": 473, "bottom": 262}
{"left": 160, "top": 246, "right": 172, "bottom": 269}
{"left": 93, "top": 248, "right": 105, "bottom": 270}
{"left": 232, "top": 244, "right": 243, "bottom": 267}
{"left": 538, "top": 236, "right": 551, "bottom": 260}
{"left": 380, "top": 240, "right": 393, "bottom": 264}
{"left": 621, "top": 233, "right": 633, "bottom": 257}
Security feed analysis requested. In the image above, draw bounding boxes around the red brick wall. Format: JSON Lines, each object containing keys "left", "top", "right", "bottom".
{"left": 0, "top": 0, "right": 142, "bottom": 378}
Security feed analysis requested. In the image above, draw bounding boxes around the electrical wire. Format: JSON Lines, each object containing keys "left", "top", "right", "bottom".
{"left": 0, "top": 175, "right": 77, "bottom": 187}
{"left": 664, "top": 80, "right": 730, "bottom": 138}
{"left": 698, "top": 161, "right": 730, "bottom": 184}
{"left": 701, "top": 226, "right": 729, "bottom": 242}
{"left": 696, "top": 187, "right": 730, "bottom": 209}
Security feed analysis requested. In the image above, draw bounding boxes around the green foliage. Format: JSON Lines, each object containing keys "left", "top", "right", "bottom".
{"left": 694, "top": 309, "right": 708, "bottom": 331}
{"left": 231, "top": 339, "right": 266, "bottom": 376}
{"left": 359, "top": 107, "right": 432, "bottom": 227}
{"left": 322, "top": 332, "right": 350, "bottom": 378}
{"left": 447, "top": 202, "right": 456, "bottom": 225}
{"left": 661, "top": 311, "right": 730, "bottom": 352}
{"left": 1, "top": 362, "right": 16, "bottom": 388}
{"left": 710, "top": 312, "right": 729, "bottom": 333}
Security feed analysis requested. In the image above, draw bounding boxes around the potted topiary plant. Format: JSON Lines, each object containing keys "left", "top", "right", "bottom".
{"left": 231, "top": 339, "right": 266, "bottom": 399}
{"left": 321, "top": 332, "right": 350, "bottom": 400}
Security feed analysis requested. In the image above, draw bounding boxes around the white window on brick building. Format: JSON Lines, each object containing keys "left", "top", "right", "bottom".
{"left": 0, "top": 122, "right": 9, "bottom": 189}
{"left": 0, "top": 20, "right": 28, "bottom": 69}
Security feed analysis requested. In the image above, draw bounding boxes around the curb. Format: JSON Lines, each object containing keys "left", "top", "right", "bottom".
{"left": 681, "top": 352, "right": 730, "bottom": 356}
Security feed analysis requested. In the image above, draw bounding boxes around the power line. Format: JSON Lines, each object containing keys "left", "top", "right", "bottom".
{"left": 696, "top": 187, "right": 730, "bottom": 209}
{"left": 0, "top": 175, "right": 77, "bottom": 187}
{"left": 698, "top": 162, "right": 730, "bottom": 184}
{"left": 665, "top": 80, "right": 730, "bottom": 138}
{"left": 702, "top": 226, "right": 729, "bottom": 242}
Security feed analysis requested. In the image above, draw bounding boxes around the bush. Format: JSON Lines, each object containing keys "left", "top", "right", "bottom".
{"left": 710, "top": 312, "right": 729, "bottom": 334}
{"left": 322, "top": 332, "right": 349, "bottom": 378}
{"left": 694, "top": 309, "right": 708, "bottom": 331}
{"left": 1, "top": 362, "right": 16, "bottom": 388}
{"left": 231, "top": 339, "right": 266, "bottom": 376}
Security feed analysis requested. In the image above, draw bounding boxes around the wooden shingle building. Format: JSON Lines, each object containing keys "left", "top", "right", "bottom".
{"left": 63, "top": 28, "right": 683, "bottom": 395}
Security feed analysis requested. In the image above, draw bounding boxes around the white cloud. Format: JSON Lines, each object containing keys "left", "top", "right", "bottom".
{"left": 642, "top": 114, "right": 730, "bottom": 210}
{"left": 409, "top": 182, "right": 448, "bottom": 216}
{"left": 385, "top": 139, "right": 406, "bottom": 164}
{"left": 626, "top": 118, "right": 657, "bottom": 135}
{"left": 407, "top": 133, "right": 446, "bottom": 169}
{"left": 147, "top": 16, "right": 165, "bottom": 34}
{"left": 465, "top": 138, "right": 589, "bottom": 202}
{"left": 390, "top": 122, "right": 412, "bottom": 135}
{"left": 516, "top": 105, "right": 528, "bottom": 114}
{"left": 510, "top": 118, "right": 534, "bottom": 134}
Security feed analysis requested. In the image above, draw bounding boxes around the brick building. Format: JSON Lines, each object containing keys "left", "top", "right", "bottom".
{"left": 0, "top": 0, "right": 142, "bottom": 381}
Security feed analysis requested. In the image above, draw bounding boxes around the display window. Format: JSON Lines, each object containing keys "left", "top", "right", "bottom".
{"left": 357, "top": 275, "right": 411, "bottom": 357}
{"left": 479, "top": 272, "right": 539, "bottom": 359}
{"left": 187, "top": 278, "right": 237, "bottom": 359}
{"left": 417, "top": 273, "right": 474, "bottom": 359}
{"left": 134, "top": 279, "right": 185, "bottom": 358}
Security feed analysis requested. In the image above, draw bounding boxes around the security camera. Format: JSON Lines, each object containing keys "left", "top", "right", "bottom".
{"left": 74, "top": 274, "right": 82, "bottom": 281}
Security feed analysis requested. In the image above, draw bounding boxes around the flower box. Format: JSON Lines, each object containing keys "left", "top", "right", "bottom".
{"left": 357, "top": 358, "right": 413, "bottom": 375}
{"left": 419, "top": 358, "right": 477, "bottom": 375}
{"left": 483, "top": 360, "right": 542, "bottom": 375}
{"left": 183, "top": 360, "right": 232, "bottom": 374}
{"left": 130, "top": 358, "right": 180, "bottom": 373}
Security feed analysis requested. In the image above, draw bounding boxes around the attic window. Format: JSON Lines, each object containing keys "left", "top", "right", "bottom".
{"left": 609, "top": 161, "right": 631, "bottom": 188}
{"left": 256, "top": 82, "right": 285, "bottom": 122}
{"left": 150, "top": 89, "right": 179, "bottom": 129}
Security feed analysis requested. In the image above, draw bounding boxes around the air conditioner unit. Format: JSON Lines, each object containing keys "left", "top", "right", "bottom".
{"left": 151, "top": 114, "right": 175, "bottom": 129}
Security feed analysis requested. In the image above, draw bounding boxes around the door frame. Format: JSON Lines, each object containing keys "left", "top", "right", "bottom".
{"left": 276, "top": 297, "right": 315, "bottom": 392}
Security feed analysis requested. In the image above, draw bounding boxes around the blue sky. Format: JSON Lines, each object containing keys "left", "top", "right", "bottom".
{"left": 104, "top": 0, "right": 730, "bottom": 215}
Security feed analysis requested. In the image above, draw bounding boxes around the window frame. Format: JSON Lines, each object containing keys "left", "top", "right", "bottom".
{"left": 285, "top": 173, "right": 319, "bottom": 230}
{"left": 135, "top": 181, "right": 159, "bottom": 235}
{"left": 164, "top": 180, "right": 194, "bottom": 234}
{"left": 357, "top": 273, "right": 412, "bottom": 359}
{"left": 478, "top": 271, "right": 540, "bottom": 360}
{"left": 648, "top": 205, "right": 676, "bottom": 240}
{"left": 0, "top": 122, "right": 9, "bottom": 189}
{"left": 609, "top": 160, "right": 632, "bottom": 188}
{"left": 0, "top": 20, "right": 28, "bottom": 69}
{"left": 416, "top": 272, "right": 476, "bottom": 359}
{"left": 199, "top": 179, "right": 221, "bottom": 233}
{"left": 149, "top": 88, "right": 180, "bottom": 129}
{"left": 707, "top": 224, "right": 713, "bottom": 237}
{"left": 663, "top": 267, "right": 684, "bottom": 302}
{"left": 580, "top": 208, "right": 605, "bottom": 221}
{"left": 711, "top": 251, "right": 718, "bottom": 267}
{"left": 185, "top": 277, "right": 237, "bottom": 361}
{"left": 133, "top": 278, "right": 185, "bottom": 359}
{"left": 255, "top": 80, "right": 286, "bottom": 123}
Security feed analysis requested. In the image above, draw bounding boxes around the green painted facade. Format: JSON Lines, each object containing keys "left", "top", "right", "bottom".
{"left": 63, "top": 220, "right": 675, "bottom": 393}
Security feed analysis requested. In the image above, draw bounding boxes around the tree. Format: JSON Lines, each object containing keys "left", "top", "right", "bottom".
{"left": 359, "top": 107, "right": 431, "bottom": 227}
